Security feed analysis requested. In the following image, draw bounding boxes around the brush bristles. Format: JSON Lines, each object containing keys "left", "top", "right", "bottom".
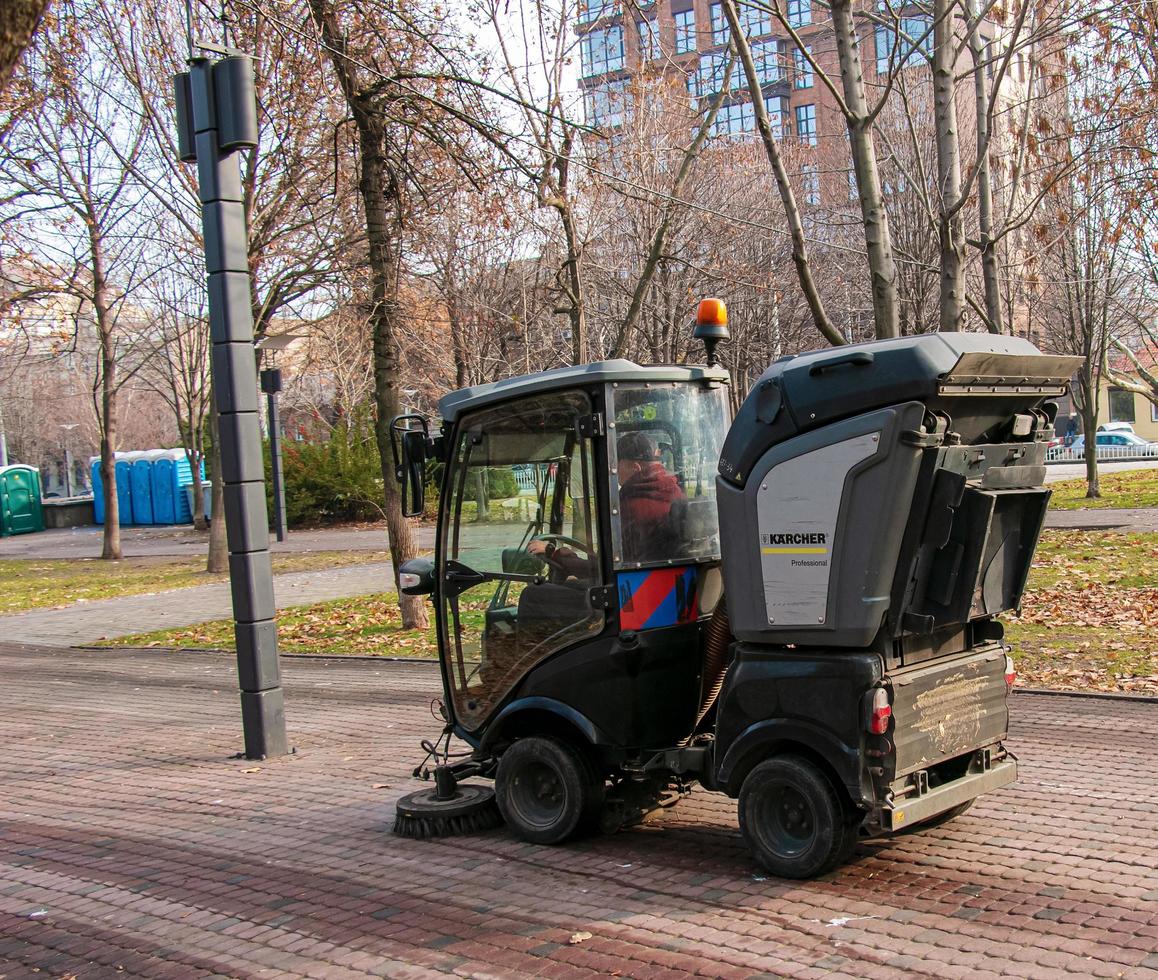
{"left": 393, "top": 801, "right": 503, "bottom": 839}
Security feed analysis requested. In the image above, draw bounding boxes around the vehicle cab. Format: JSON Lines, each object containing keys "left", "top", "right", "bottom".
{"left": 396, "top": 360, "right": 732, "bottom": 759}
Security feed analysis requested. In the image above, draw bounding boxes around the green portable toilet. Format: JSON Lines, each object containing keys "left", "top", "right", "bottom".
{"left": 0, "top": 465, "right": 45, "bottom": 536}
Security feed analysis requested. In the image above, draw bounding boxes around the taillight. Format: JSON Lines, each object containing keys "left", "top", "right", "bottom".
{"left": 1004, "top": 654, "right": 1016, "bottom": 691}
{"left": 868, "top": 687, "right": 891, "bottom": 735}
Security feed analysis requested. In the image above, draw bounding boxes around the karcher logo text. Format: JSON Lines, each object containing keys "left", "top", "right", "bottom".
{"left": 761, "top": 531, "right": 827, "bottom": 545}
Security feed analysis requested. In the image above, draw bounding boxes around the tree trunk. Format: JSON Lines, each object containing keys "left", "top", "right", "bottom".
{"left": 0, "top": 0, "right": 48, "bottom": 93}
{"left": 189, "top": 444, "right": 206, "bottom": 530}
{"left": 89, "top": 222, "right": 121, "bottom": 560}
{"left": 550, "top": 130, "right": 586, "bottom": 366}
{"left": 555, "top": 197, "right": 587, "bottom": 364}
{"left": 1079, "top": 393, "right": 1099, "bottom": 498}
{"left": 933, "top": 0, "right": 966, "bottom": 332}
{"left": 472, "top": 469, "right": 489, "bottom": 523}
{"left": 309, "top": 0, "right": 427, "bottom": 630}
{"left": 968, "top": 0, "right": 1003, "bottom": 333}
{"left": 830, "top": 0, "right": 900, "bottom": 339}
{"left": 446, "top": 290, "right": 469, "bottom": 389}
{"left": 724, "top": 0, "right": 843, "bottom": 347}
{"left": 98, "top": 430, "right": 120, "bottom": 559}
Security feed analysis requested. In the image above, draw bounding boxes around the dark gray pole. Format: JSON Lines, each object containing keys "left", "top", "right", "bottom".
{"left": 261, "top": 368, "right": 287, "bottom": 542}
{"left": 176, "top": 53, "right": 288, "bottom": 759}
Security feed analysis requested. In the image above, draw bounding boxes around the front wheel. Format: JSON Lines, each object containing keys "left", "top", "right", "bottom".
{"left": 738, "top": 756, "right": 853, "bottom": 879}
{"left": 495, "top": 736, "right": 603, "bottom": 845}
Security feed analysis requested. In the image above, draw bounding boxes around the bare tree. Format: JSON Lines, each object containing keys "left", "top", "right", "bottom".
{"left": 1039, "top": 159, "right": 1131, "bottom": 497}
{"left": 89, "top": 0, "right": 362, "bottom": 569}
{"left": 0, "top": 7, "right": 155, "bottom": 559}
{"left": 305, "top": 0, "right": 492, "bottom": 629}
{"left": 484, "top": 0, "right": 594, "bottom": 364}
{"left": 139, "top": 262, "right": 214, "bottom": 528}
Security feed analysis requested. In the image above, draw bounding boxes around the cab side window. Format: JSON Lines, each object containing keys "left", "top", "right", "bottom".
{"left": 610, "top": 383, "right": 729, "bottom": 567}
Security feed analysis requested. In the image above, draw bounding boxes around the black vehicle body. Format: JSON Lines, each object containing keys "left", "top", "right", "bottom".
{"left": 394, "top": 334, "right": 1080, "bottom": 875}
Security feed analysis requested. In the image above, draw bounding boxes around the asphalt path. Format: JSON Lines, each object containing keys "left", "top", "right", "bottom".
{"left": 0, "top": 522, "right": 436, "bottom": 560}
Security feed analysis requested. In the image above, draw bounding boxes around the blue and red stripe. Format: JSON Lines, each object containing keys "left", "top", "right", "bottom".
{"left": 617, "top": 567, "right": 699, "bottom": 631}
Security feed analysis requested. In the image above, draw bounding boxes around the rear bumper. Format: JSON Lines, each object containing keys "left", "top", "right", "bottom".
{"left": 883, "top": 757, "right": 1017, "bottom": 831}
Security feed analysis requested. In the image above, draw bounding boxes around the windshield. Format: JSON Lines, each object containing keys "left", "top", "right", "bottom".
{"left": 609, "top": 381, "right": 730, "bottom": 567}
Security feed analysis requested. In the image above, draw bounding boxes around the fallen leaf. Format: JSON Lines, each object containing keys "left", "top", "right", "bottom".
{"left": 569, "top": 931, "right": 593, "bottom": 945}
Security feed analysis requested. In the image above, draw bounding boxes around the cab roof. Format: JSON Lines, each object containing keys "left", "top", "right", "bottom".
{"left": 437, "top": 359, "right": 730, "bottom": 424}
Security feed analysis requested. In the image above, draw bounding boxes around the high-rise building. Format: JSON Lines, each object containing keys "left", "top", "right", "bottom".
{"left": 574, "top": 1, "right": 1049, "bottom": 209}
{"left": 574, "top": 0, "right": 1070, "bottom": 342}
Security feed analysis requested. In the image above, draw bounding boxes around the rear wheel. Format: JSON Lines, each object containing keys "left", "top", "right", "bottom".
{"left": 739, "top": 756, "right": 852, "bottom": 879}
{"left": 495, "top": 736, "right": 603, "bottom": 845}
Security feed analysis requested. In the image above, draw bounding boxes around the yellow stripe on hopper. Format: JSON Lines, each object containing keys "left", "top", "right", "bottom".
{"left": 761, "top": 547, "right": 829, "bottom": 555}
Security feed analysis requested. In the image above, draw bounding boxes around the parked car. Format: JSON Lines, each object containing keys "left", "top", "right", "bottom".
{"left": 1099, "top": 432, "right": 1158, "bottom": 455}
{"left": 1046, "top": 432, "right": 1158, "bottom": 461}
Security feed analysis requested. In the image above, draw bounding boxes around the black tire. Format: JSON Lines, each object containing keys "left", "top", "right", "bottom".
{"left": 495, "top": 736, "right": 603, "bottom": 845}
{"left": 738, "top": 756, "right": 852, "bottom": 879}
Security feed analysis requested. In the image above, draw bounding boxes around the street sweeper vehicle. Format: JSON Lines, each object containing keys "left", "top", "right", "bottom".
{"left": 389, "top": 300, "right": 1080, "bottom": 878}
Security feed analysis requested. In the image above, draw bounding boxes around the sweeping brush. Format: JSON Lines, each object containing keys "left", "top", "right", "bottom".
{"left": 393, "top": 781, "right": 504, "bottom": 839}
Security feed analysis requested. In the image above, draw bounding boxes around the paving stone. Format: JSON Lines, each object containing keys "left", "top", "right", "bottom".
{"left": 0, "top": 643, "right": 1155, "bottom": 978}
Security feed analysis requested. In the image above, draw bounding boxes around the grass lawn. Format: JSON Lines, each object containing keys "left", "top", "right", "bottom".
{"left": 0, "top": 551, "right": 391, "bottom": 615}
{"left": 102, "top": 593, "right": 439, "bottom": 658}
{"left": 1048, "top": 468, "right": 1158, "bottom": 510}
{"left": 102, "top": 528, "right": 1158, "bottom": 695}
{"left": 1004, "top": 528, "right": 1157, "bottom": 694}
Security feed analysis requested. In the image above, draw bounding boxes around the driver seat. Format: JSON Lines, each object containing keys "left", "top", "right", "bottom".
{"left": 516, "top": 582, "right": 590, "bottom": 652}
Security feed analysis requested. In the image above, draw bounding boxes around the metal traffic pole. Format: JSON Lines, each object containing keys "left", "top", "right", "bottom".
{"left": 260, "top": 368, "right": 287, "bottom": 543}
{"left": 175, "top": 47, "right": 288, "bottom": 759}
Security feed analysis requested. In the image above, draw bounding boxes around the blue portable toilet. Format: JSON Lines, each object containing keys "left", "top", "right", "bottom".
{"left": 152, "top": 449, "right": 203, "bottom": 524}
{"left": 90, "top": 456, "right": 104, "bottom": 523}
{"left": 113, "top": 454, "right": 134, "bottom": 525}
{"left": 152, "top": 451, "right": 180, "bottom": 524}
{"left": 129, "top": 452, "right": 155, "bottom": 525}
{"left": 149, "top": 450, "right": 178, "bottom": 524}
{"left": 93, "top": 453, "right": 135, "bottom": 525}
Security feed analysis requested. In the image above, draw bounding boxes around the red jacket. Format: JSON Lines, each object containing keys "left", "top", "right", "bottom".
{"left": 621, "top": 463, "right": 683, "bottom": 560}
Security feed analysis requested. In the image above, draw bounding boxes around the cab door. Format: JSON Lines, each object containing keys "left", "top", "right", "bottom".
{"left": 439, "top": 391, "right": 607, "bottom": 733}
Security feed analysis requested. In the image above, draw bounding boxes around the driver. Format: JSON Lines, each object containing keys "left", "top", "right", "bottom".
{"left": 527, "top": 535, "right": 591, "bottom": 582}
{"left": 527, "top": 431, "right": 684, "bottom": 570}
{"left": 616, "top": 430, "right": 683, "bottom": 562}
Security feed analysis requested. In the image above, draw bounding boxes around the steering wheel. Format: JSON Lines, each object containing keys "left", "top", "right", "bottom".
{"left": 531, "top": 533, "right": 593, "bottom": 574}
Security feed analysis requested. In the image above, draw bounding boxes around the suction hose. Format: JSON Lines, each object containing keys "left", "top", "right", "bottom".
{"left": 693, "top": 596, "right": 732, "bottom": 733}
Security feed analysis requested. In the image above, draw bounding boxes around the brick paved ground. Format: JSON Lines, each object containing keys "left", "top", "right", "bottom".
{"left": 1, "top": 644, "right": 1155, "bottom": 980}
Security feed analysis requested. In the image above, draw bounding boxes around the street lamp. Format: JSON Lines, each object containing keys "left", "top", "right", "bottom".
{"left": 260, "top": 367, "right": 286, "bottom": 543}
{"left": 255, "top": 333, "right": 302, "bottom": 545}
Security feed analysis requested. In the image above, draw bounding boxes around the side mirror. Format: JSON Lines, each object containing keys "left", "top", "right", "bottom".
{"left": 390, "top": 414, "right": 430, "bottom": 517}
{"left": 398, "top": 556, "right": 436, "bottom": 596}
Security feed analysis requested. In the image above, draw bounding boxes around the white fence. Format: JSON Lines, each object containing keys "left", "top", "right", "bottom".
{"left": 1045, "top": 444, "right": 1158, "bottom": 463}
